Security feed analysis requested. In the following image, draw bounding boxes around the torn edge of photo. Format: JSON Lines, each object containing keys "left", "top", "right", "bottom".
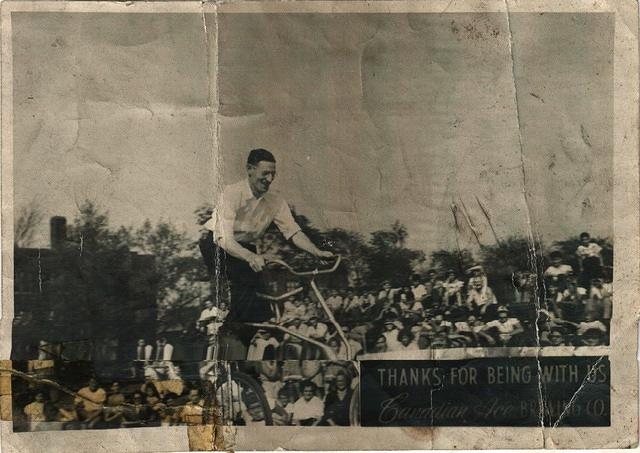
{"left": 0, "top": 0, "right": 638, "bottom": 451}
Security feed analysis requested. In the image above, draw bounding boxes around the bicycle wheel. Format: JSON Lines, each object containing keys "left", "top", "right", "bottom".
{"left": 214, "top": 371, "right": 274, "bottom": 426}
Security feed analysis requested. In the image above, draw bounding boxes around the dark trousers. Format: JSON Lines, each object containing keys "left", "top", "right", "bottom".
{"left": 199, "top": 233, "right": 271, "bottom": 360}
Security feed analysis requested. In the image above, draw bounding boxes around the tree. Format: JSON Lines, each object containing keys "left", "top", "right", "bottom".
{"left": 14, "top": 201, "right": 45, "bottom": 248}
{"left": 430, "top": 248, "right": 475, "bottom": 276}
{"left": 366, "top": 222, "right": 425, "bottom": 287}
{"left": 321, "top": 228, "right": 371, "bottom": 287}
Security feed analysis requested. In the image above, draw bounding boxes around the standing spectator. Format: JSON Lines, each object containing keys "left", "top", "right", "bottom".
{"left": 322, "top": 372, "right": 353, "bottom": 426}
{"left": 290, "top": 381, "right": 323, "bottom": 426}
{"left": 576, "top": 232, "right": 604, "bottom": 289}
{"left": 122, "top": 392, "right": 154, "bottom": 427}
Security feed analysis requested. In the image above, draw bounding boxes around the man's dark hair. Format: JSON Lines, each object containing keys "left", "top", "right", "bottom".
{"left": 301, "top": 380, "right": 316, "bottom": 392}
{"left": 580, "top": 231, "right": 591, "bottom": 239}
{"left": 247, "top": 148, "right": 276, "bottom": 167}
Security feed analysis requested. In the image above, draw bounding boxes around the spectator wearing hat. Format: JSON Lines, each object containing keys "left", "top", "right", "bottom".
{"left": 466, "top": 275, "right": 497, "bottom": 316}
{"left": 382, "top": 317, "right": 403, "bottom": 351}
{"left": 247, "top": 328, "right": 279, "bottom": 360}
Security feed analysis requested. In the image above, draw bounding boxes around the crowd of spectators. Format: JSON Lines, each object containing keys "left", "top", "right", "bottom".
{"left": 16, "top": 360, "right": 359, "bottom": 431}
{"left": 193, "top": 231, "right": 611, "bottom": 359}
{"left": 16, "top": 375, "right": 208, "bottom": 431}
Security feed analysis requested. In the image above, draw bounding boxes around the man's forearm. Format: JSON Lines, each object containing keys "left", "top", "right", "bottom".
{"left": 216, "top": 236, "right": 255, "bottom": 262}
{"left": 291, "top": 231, "right": 322, "bottom": 256}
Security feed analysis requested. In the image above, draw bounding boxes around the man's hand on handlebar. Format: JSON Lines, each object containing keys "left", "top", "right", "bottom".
{"left": 247, "top": 254, "right": 266, "bottom": 272}
{"left": 315, "top": 249, "right": 334, "bottom": 259}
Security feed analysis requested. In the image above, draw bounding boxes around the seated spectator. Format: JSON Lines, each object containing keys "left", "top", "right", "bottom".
{"left": 576, "top": 232, "right": 604, "bottom": 289}
{"left": 372, "top": 334, "right": 388, "bottom": 353}
{"left": 283, "top": 297, "right": 307, "bottom": 321}
{"left": 588, "top": 277, "right": 613, "bottom": 320}
{"left": 74, "top": 378, "right": 106, "bottom": 427}
{"left": 443, "top": 269, "right": 465, "bottom": 306}
{"left": 378, "top": 281, "right": 400, "bottom": 303}
{"left": 577, "top": 328, "right": 605, "bottom": 347}
{"left": 321, "top": 372, "right": 353, "bottom": 426}
{"left": 180, "top": 389, "right": 204, "bottom": 425}
{"left": 467, "top": 265, "right": 488, "bottom": 292}
{"left": 429, "top": 312, "right": 453, "bottom": 334}
{"left": 290, "top": 381, "right": 323, "bottom": 426}
{"left": 544, "top": 251, "right": 574, "bottom": 283}
{"left": 555, "top": 274, "right": 587, "bottom": 321}
{"left": 306, "top": 316, "right": 329, "bottom": 341}
{"left": 326, "top": 290, "right": 344, "bottom": 312}
{"left": 247, "top": 329, "right": 280, "bottom": 360}
{"left": 541, "top": 327, "right": 568, "bottom": 347}
{"left": 394, "top": 329, "right": 419, "bottom": 352}
{"left": 410, "top": 274, "right": 427, "bottom": 301}
{"left": 483, "top": 306, "right": 524, "bottom": 346}
{"left": 382, "top": 318, "right": 403, "bottom": 351}
{"left": 466, "top": 279, "right": 498, "bottom": 316}
{"left": 575, "top": 310, "right": 607, "bottom": 336}
{"left": 513, "top": 271, "right": 537, "bottom": 304}
{"left": 23, "top": 392, "right": 47, "bottom": 431}
{"left": 272, "top": 389, "right": 294, "bottom": 426}
{"left": 122, "top": 392, "right": 154, "bottom": 427}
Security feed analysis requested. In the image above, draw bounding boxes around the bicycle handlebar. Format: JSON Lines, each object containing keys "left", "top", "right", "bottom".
{"left": 265, "top": 255, "right": 341, "bottom": 276}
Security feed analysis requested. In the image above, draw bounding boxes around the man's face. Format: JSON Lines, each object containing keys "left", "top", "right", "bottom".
{"left": 581, "top": 235, "right": 590, "bottom": 245}
{"left": 89, "top": 379, "right": 98, "bottom": 391}
{"left": 400, "top": 334, "right": 411, "bottom": 346}
{"left": 248, "top": 161, "right": 276, "bottom": 196}
{"left": 551, "top": 257, "right": 562, "bottom": 266}
{"left": 473, "top": 281, "right": 483, "bottom": 290}
{"left": 336, "top": 375, "right": 348, "bottom": 390}
{"left": 189, "top": 390, "right": 200, "bottom": 404}
{"left": 303, "top": 386, "right": 314, "bottom": 401}
{"left": 35, "top": 393, "right": 45, "bottom": 403}
{"left": 498, "top": 312, "right": 508, "bottom": 322}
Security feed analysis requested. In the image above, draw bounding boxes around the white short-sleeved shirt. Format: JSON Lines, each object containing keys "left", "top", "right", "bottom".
{"left": 577, "top": 243, "right": 602, "bottom": 259}
{"left": 205, "top": 179, "right": 301, "bottom": 246}
{"left": 544, "top": 264, "right": 573, "bottom": 278}
{"left": 486, "top": 318, "right": 521, "bottom": 334}
{"left": 291, "top": 396, "right": 324, "bottom": 422}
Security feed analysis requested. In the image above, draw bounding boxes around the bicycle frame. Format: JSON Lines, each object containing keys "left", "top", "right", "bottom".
{"left": 253, "top": 256, "right": 352, "bottom": 360}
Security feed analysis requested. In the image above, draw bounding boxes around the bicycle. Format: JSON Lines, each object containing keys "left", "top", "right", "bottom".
{"left": 248, "top": 255, "right": 352, "bottom": 361}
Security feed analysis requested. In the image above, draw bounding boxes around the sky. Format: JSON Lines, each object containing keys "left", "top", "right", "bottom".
{"left": 13, "top": 12, "right": 613, "bottom": 255}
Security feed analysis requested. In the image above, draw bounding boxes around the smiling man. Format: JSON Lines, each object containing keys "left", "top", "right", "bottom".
{"left": 204, "top": 148, "right": 332, "bottom": 359}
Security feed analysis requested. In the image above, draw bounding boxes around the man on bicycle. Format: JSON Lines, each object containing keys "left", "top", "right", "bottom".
{"left": 202, "top": 148, "right": 333, "bottom": 359}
